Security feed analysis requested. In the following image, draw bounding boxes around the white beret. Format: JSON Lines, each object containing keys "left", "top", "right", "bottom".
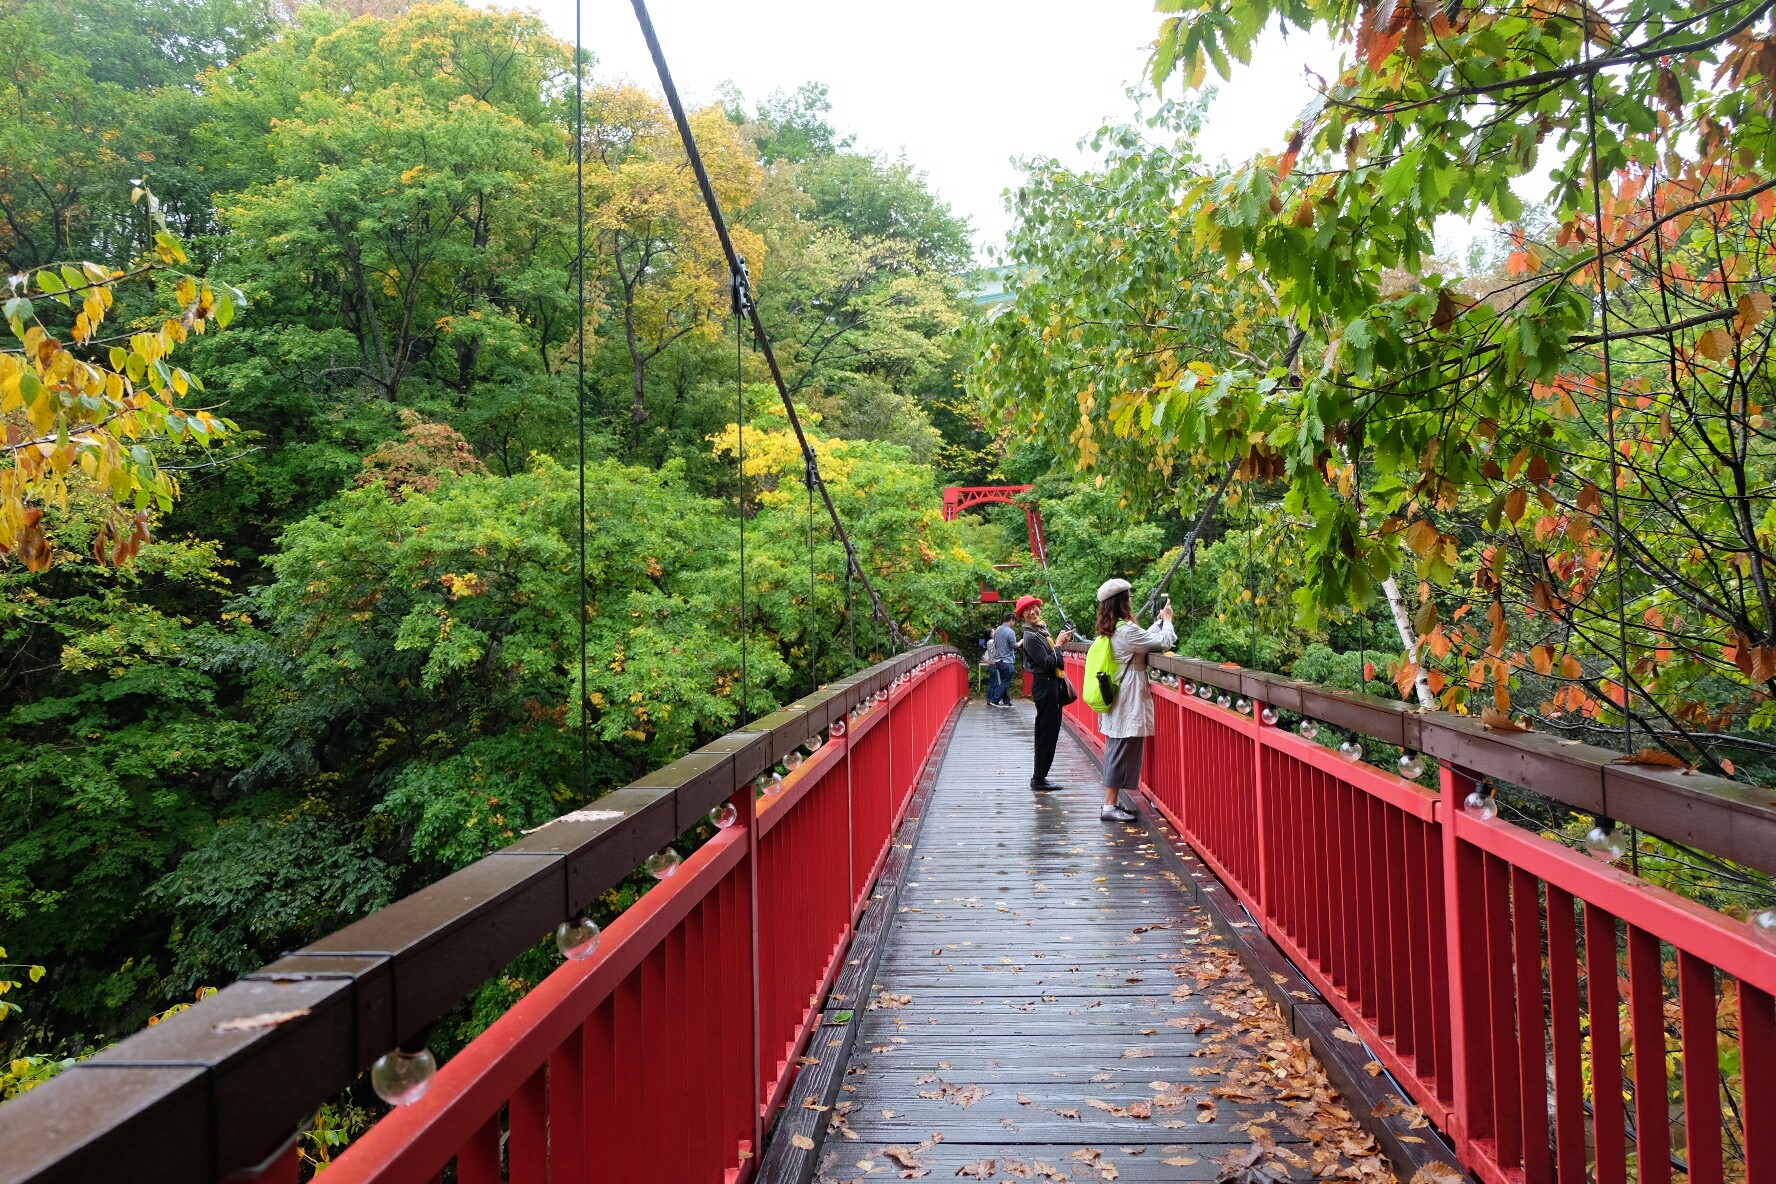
{"left": 1096, "top": 577, "right": 1132, "bottom": 602}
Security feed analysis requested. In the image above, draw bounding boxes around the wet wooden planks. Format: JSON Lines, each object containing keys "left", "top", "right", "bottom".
{"left": 809, "top": 703, "right": 1391, "bottom": 1184}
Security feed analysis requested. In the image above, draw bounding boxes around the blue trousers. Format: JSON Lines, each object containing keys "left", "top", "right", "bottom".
{"left": 987, "top": 662, "right": 1015, "bottom": 703}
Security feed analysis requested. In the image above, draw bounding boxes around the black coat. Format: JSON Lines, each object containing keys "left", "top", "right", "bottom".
{"left": 1020, "top": 627, "right": 1063, "bottom": 702}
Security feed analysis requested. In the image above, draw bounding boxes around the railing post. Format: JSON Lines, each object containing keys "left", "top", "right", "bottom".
{"left": 740, "top": 781, "right": 763, "bottom": 1169}
{"left": 1250, "top": 696, "right": 1270, "bottom": 916}
{"left": 1438, "top": 762, "right": 1483, "bottom": 1159}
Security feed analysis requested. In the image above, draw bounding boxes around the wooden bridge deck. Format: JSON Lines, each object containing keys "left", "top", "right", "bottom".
{"left": 808, "top": 701, "right": 1392, "bottom": 1183}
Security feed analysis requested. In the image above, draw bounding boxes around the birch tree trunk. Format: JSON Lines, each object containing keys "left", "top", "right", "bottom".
{"left": 1382, "top": 576, "right": 1435, "bottom": 708}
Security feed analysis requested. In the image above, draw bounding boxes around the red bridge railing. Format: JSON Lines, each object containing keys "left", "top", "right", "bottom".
{"left": 1062, "top": 648, "right": 1776, "bottom": 1184}
{"left": 2, "top": 648, "right": 968, "bottom": 1184}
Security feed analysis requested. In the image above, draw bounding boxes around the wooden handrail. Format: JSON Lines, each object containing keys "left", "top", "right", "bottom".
{"left": 1059, "top": 641, "right": 1776, "bottom": 875}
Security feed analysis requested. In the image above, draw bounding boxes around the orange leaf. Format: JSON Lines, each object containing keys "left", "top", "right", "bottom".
{"left": 1613, "top": 748, "right": 1692, "bottom": 771}
{"left": 1481, "top": 707, "right": 1531, "bottom": 733}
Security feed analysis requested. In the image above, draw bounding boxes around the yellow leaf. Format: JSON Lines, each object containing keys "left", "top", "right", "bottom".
{"left": 1698, "top": 326, "right": 1734, "bottom": 360}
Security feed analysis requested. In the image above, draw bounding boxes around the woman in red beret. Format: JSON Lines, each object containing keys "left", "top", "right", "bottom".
{"left": 1017, "top": 595, "right": 1074, "bottom": 792}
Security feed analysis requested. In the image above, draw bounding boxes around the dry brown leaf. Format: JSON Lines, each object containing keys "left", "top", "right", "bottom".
{"left": 1332, "top": 1027, "right": 1362, "bottom": 1044}
{"left": 1120, "top": 1046, "right": 1156, "bottom": 1059}
{"left": 1408, "top": 1163, "right": 1465, "bottom": 1184}
{"left": 791, "top": 1133, "right": 816, "bottom": 1150}
{"left": 956, "top": 1160, "right": 998, "bottom": 1179}
{"left": 1612, "top": 747, "right": 1693, "bottom": 771}
{"left": 1480, "top": 707, "right": 1531, "bottom": 733}
{"left": 212, "top": 1009, "right": 311, "bottom": 1033}
{"left": 1164, "top": 1155, "right": 1199, "bottom": 1166}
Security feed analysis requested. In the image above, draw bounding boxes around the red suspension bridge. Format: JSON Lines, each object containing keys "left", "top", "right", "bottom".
{"left": 6, "top": 644, "right": 1774, "bottom": 1184}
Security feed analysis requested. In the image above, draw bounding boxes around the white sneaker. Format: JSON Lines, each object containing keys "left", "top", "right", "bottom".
{"left": 1100, "top": 806, "right": 1136, "bottom": 823}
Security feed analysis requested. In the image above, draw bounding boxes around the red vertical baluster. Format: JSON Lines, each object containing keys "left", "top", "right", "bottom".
{"left": 1405, "top": 818, "right": 1435, "bottom": 1078}
{"left": 1484, "top": 853, "right": 1524, "bottom": 1171}
{"left": 1442, "top": 765, "right": 1492, "bottom": 1154}
{"left": 454, "top": 1114, "right": 500, "bottom": 1184}
{"left": 554, "top": 1016, "right": 589, "bottom": 1181}
{"left": 508, "top": 1063, "right": 547, "bottom": 1184}
{"left": 1628, "top": 925, "right": 1671, "bottom": 1184}
{"left": 1544, "top": 886, "right": 1587, "bottom": 1184}
{"left": 1587, "top": 905, "right": 1627, "bottom": 1184}
{"left": 1426, "top": 813, "right": 1453, "bottom": 1111}
{"left": 1678, "top": 952, "right": 1722, "bottom": 1184}
{"left": 1512, "top": 868, "right": 1552, "bottom": 1184}
{"left": 1380, "top": 805, "right": 1404, "bottom": 1048}
{"left": 1742, "top": 983, "right": 1775, "bottom": 1184}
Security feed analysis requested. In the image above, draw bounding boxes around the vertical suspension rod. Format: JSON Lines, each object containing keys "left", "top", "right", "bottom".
{"left": 628, "top": 0, "right": 910, "bottom": 648}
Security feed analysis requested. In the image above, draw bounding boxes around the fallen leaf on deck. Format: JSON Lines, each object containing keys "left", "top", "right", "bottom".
{"left": 1332, "top": 1027, "right": 1361, "bottom": 1044}
{"left": 791, "top": 1134, "right": 815, "bottom": 1150}
{"left": 956, "top": 1160, "right": 998, "bottom": 1178}
{"left": 213, "top": 1009, "right": 311, "bottom": 1033}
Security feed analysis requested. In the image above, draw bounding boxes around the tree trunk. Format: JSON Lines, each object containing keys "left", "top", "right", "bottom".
{"left": 1382, "top": 576, "right": 1435, "bottom": 708}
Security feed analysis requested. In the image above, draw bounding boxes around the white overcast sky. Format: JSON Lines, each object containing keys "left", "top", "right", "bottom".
{"left": 522, "top": 0, "right": 1344, "bottom": 260}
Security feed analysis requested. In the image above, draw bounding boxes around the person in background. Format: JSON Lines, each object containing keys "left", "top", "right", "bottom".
{"left": 1017, "top": 595, "right": 1074, "bottom": 790}
{"left": 988, "top": 612, "right": 1018, "bottom": 707}
{"left": 1095, "top": 578, "right": 1175, "bottom": 822}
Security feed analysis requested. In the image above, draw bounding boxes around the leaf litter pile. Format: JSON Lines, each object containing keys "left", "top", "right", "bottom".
{"left": 817, "top": 909, "right": 1397, "bottom": 1183}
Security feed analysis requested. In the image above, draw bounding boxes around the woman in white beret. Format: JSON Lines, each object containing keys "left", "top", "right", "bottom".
{"left": 1093, "top": 577, "right": 1175, "bottom": 822}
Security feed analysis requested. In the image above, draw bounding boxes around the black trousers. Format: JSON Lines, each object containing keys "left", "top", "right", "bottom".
{"left": 1031, "top": 693, "right": 1061, "bottom": 787}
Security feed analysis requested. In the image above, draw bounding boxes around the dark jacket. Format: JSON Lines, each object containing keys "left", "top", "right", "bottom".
{"left": 1020, "top": 625, "right": 1063, "bottom": 701}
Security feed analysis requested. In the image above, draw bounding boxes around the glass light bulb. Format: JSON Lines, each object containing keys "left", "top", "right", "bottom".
{"left": 1299, "top": 720, "right": 1319, "bottom": 739}
{"left": 1235, "top": 698, "right": 1251, "bottom": 714}
{"left": 1183, "top": 681, "right": 1196, "bottom": 695}
{"left": 767, "top": 771, "right": 784, "bottom": 793}
{"left": 754, "top": 773, "right": 772, "bottom": 794}
{"left": 645, "top": 848, "right": 682, "bottom": 879}
{"left": 785, "top": 750, "right": 803, "bottom": 771}
{"left": 1398, "top": 753, "right": 1426, "bottom": 779}
{"left": 1215, "top": 694, "right": 1232, "bottom": 709}
{"left": 1197, "top": 684, "right": 1212, "bottom": 700}
{"left": 1260, "top": 706, "right": 1279, "bottom": 725}
{"left": 830, "top": 716, "right": 846, "bottom": 738}
{"left": 1338, "top": 739, "right": 1363, "bottom": 762}
{"left": 1753, "top": 908, "right": 1776, "bottom": 945}
{"left": 555, "top": 915, "right": 602, "bottom": 960}
{"left": 1584, "top": 826, "right": 1627, "bottom": 863}
{"left": 806, "top": 734, "right": 823, "bottom": 753}
{"left": 371, "top": 1047, "right": 436, "bottom": 1107}
{"left": 708, "top": 802, "right": 738, "bottom": 829}
{"left": 1464, "top": 790, "right": 1498, "bottom": 819}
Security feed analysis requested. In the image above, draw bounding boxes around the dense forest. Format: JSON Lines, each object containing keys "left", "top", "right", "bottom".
{"left": 0, "top": 0, "right": 1039, "bottom": 1090}
{"left": 6, "top": 0, "right": 1774, "bottom": 1141}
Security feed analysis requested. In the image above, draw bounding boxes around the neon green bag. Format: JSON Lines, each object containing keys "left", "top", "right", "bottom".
{"left": 1082, "top": 634, "right": 1121, "bottom": 714}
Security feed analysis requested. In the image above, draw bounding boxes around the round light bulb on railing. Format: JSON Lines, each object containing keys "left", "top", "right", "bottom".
{"left": 645, "top": 847, "right": 683, "bottom": 879}
{"left": 1183, "top": 680, "right": 1196, "bottom": 695}
{"left": 1215, "top": 693, "right": 1232, "bottom": 709}
{"left": 1338, "top": 738, "right": 1363, "bottom": 762}
{"left": 1298, "top": 719, "right": 1319, "bottom": 740}
{"left": 1584, "top": 825, "right": 1627, "bottom": 864}
{"left": 708, "top": 802, "right": 738, "bottom": 829}
{"left": 1235, "top": 697, "right": 1251, "bottom": 715}
{"left": 1463, "top": 790, "right": 1498, "bottom": 820}
{"left": 1753, "top": 908, "right": 1776, "bottom": 945}
{"left": 766, "top": 771, "right": 784, "bottom": 794}
{"left": 806, "top": 733, "right": 823, "bottom": 753}
{"left": 754, "top": 773, "right": 773, "bottom": 795}
{"left": 370, "top": 1047, "right": 437, "bottom": 1107}
{"left": 1398, "top": 752, "right": 1426, "bottom": 780}
{"left": 830, "top": 716, "right": 847, "bottom": 738}
{"left": 876, "top": 690, "right": 888, "bottom": 704}
{"left": 1259, "top": 706, "right": 1279, "bottom": 726}
{"left": 785, "top": 750, "right": 803, "bottom": 772}
{"left": 555, "top": 915, "right": 602, "bottom": 960}
{"left": 1198, "top": 684, "right": 1213, "bottom": 700}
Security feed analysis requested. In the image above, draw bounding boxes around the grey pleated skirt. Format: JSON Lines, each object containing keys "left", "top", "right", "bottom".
{"left": 1102, "top": 735, "right": 1145, "bottom": 790}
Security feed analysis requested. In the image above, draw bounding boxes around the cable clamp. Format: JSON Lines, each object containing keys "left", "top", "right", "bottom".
{"left": 731, "top": 255, "right": 754, "bottom": 317}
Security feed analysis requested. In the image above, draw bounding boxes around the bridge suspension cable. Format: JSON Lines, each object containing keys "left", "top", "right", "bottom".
{"left": 629, "top": 0, "right": 915, "bottom": 653}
